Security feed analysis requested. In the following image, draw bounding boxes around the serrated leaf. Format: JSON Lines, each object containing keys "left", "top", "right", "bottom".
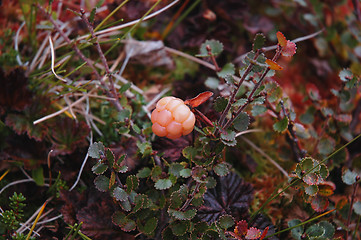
{"left": 217, "top": 63, "right": 235, "bottom": 78}
{"left": 221, "top": 129, "right": 236, "bottom": 142}
{"left": 342, "top": 169, "right": 359, "bottom": 185}
{"left": 169, "top": 163, "right": 184, "bottom": 178}
{"left": 318, "top": 182, "right": 335, "bottom": 196}
{"left": 305, "top": 185, "right": 318, "bottom": 196}
{"left": 339, "top": 69, "right": 353, "bottom": 82}
{"left": 94, "top": 175, "right": 109, "bottom": 192}
{"left": 214, "top": 97, "right": 228, "bottom": 112}
{"left": 218, "top": 215, "right": 234, "bottom": 229}
{"left": 319, "top": 164, "right": 329, "bottom": 180}
{"left": 251, "top": 105, "right": 267, "bottom": 116}
{"left": 276, "top": 31, "right": 287, "bottom": 47}
{"left": 288, "top": 219, "right": 303, "bottom": 240}
{"left": 182, "top": 146, "right": 198, "bottom": 161}
{"left": 233, "top": 112, "right": 249, "bottom": 132}
{"left": 234, "top": 98, "right": 248, "bottom": 107}
{"left": 112, "top": 211, "right": 136, "bottom": 232}
{"left": 213, "top": 162, "right": 230, "bottom": 177}
{"left": 318, "top": 221, "right": 335, "bottom": 238}
{"left": 168, "top": 209, "right": 197, "bottom": 220}
{"left": 137, "top": 167, "right": 151, "bottom": 178}
{"left": 273, "top": 117, "right": 289, "bottom": 133}
{"left": 170, "top": 220, "right": 190, "bottom": 236}
{"left": 92, "top": 162, "right": 108, "bottom": 175}
{"left": 142, "top": 217, "right": 158, "bottom": 235}
{"left": 317, "top": 137, "right": 335, "bottom": 155}
{"left": 117, "top": 109, "right": 131, "bottom": 122}
{"left": 197, "top": 39, "right": 224, "bottom": 57}
{"left": 305, "top": 223, "right": 325, "bottom": 237}
{"left": 112, "top": 187, "right": 128, "bottom": 201}
{"left": 155, "top": 178, "right": 173, "bottom": 190}
{"left": 205, "top": 77, "right": 220, "bottom": 89}
{"left": 303, "top": 172, "right": 319, "bottom": 185}
{"left": 265, "top": 59, "right": 283, "bottom": 70}
{"left": 119, "top": 198, "right": 132, "bottom": 212}
{"left": 311, "top": 196, "right": 329, "bottom": 212}
{"left": 246, "top": 227, "right": 262, "bottom": 239}
{"left": 353, "top": 201, "right": 361, "bottom": 215}
{"left": 252, "top": 96, "right": 265, "bottom": 105}
{"left": 180, "top": 168, "right": 191, "bottom": 178}
{"left": 88, "top": 142, "right": 105, "bottom": 158}
{"left": 134, "top": 194, "right": 150, "bottom": 212}
{"left": 126, "top": 175, "right": 139, "bottom": 193}
{"left": 253, "top": 33, "right": 265, "bottom": 51}
{"left": 192, "top": 166, "right": 208, "bottom": 183}
{"left": 105, "top": 149, "right": 115, "bottom": 167}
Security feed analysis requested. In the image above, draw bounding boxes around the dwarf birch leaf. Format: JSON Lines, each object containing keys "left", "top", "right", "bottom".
{"left": 126, "top": 175, "right": 139, "bottom": 193}
{"left": 305, "top": 185, "right": 318, "bottom": 196}
{"left": 88, "top": 142, "right": 105, "bottom": 158}
{"left": 353, "top": 201, "right": 361, "bottom": 215}
{"left": 112, "top": 211, "right": 136, "bottom": 232}
{"left": 253, "top": 33, "right": 266, "bottom": 51}
{"left": 233, "top": 112, "right": 249, "bottom": 132}
{"left": 214, "top": 97, "right": 228, "bottom": 112}
{"left": 94, "top": 175, "right": 109, "bottom": 192}
{"left": 197, "top": 39, "right": 224, "bottom": 57}
{"left": 276, "top": 31, "right": 287, "bottom": 47}
{"left": 273, "top": 117, "right": 288, "bottom": 133}
{"left": 214, "top": 162, "right": 230, "bottom": 177}
{"left": 113, "top": 187, "right": 128, "bottom": 201}
{"left": 342, "top": 170, "right": 358, "bottom": 185}
{"left": 92, "top": 162, "right": 108, "bottom": 175}
{"left": 155, "top": 179, "right": 173, "bottom": 190}
{"left": 137, "top": 167, "right": 151, "bottom": 178}
{"left": 218, "top": 215, "right": 235, "bottom": 229}
{"left": 217, "top": 63, "right": 235, "bottom": 78}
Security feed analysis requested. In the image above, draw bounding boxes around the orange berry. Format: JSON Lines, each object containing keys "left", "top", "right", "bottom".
{"left": 151, "top": 96, "right": 195, "bottom": 139}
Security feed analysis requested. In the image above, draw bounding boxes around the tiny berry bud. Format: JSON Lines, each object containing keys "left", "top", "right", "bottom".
{"left": 151, "top": 96, "right": 196, "bottom": 139}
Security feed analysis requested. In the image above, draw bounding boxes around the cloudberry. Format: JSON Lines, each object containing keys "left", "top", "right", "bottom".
{"left": 151, "top": 96, "right": 195, "bottom": 139}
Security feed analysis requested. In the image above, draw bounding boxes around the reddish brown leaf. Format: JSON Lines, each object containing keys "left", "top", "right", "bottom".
{"left": 276, "top": 31, "right": 287, "bottom": 47}
{"left": 184, "top": 91, "right": 213, "bottom": 108}
{"left": 311, "top": 196, "right": 329, "bottom": 212}
{"left": 265, "top": 59, "right": 283, "bottom": 71}
{"left": 318, "top": 181, "right": 336, "bottom": 197}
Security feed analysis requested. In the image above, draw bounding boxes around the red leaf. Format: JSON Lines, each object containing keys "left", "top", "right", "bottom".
{"left": 282, "top": 40, "right": 297, "bottom": 57}
{"left": 265, "top": 59, "right": 283, "bottom": 71}
{"left": 235, "top": 220, "right": 248, "bottom": 236}
{"left": 318, "top": 181, "right": 336, "bottom": 197}
{"left": 311, "top": 196, "right": 329, "bottom": 212}
{"left": 245, "top": 227, "right": 262, "bottom": 239}
{"left": 276, "top": 31, "right": 287, "bottom": 47}
{"left": 260, "top": 226, "right": 269, "bottom": 240}
{"left": 184, "top": 91, "right": 213, "bottom": 108}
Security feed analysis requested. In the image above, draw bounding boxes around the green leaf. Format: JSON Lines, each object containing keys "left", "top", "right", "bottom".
{"left": 180, "top": 168, "right": 191, "bottom": 178}
{"left": 288, "top": 219, "right": 303, "bottom": 240}
{"left": 112, "top": 211, "right": 136, "bottom": 232}
{"left": 182, "top": 146, "right": 198, "bottom": 161}
{"left": 120, "top": 82, "right": 132, "bottom": 93}
{"left": 169, "top": 163, "right": 184, "bottom": 177}
{"left": 132, "top": 124, "right": 141, "bottom": 134}
{"left": 31, "top": 167, "right": 44, "bottom": 186}
{"left": 220, "top": 129, "right": 236, "bottom": 142}
{"left": 339, "top": 69, "right": 353, "bottom": 82}
{"left": 142, "top": 217, "right": 158, "bottom": 235}
{"left": 273, "top": 117, "right": 289, "bottom": 133}
{"left": 134, "top": 194, "right": 150, "bottom": 212}
{"left": 218, "top": 215, "right": 234, "bottom": 229}
{"left": 318, "top": 221, "right": 335, "bottom": 238}
{"left": 89, "top": 7, "right": 96, "bottom": 23}
{"left": 233, "top": 112, "right": 249, "bottom": 132}
{"left": 305, "top": 223, "right": 325, "bottom": 237}
{"left": 251, "top": 105, "right": 267, "bottom": 116}
{"left": 213, "top": 162, "right": 230, "bottom": 177}
{"left": 217, "top": 63, "right": 235, "bottom": 78}
{"left": 151, "top": 165, "right": 162, "bottom": 180}
{"left": 112, "top": 187, "right": 128, "bottom": 201}
{"left": 106, "top": 148, "right": 115, "bottom": 167}
{"left": 305, "top": 185, "right": 318, "bottom": 196}
{"left": 300, "top": 106, "right": 316, "bottom": 124}
{"left": 319, "top": 164, "right": 329, "bottom": 180}
{"left": 197, "top": 39, "right": 224, "bottom": 57}
{"left": 88, "top": 142, "right": 105, "bottom": 158}
{"left": 92, "top": 162, "right": 108, "bottom": 175}
{"left": 170, "top": 220, "right": 190, "bottom": 236}
{"left": 94, "top": 175, "right": 109, "bottom": 192}
{"left": 253, "top": 33, "right": 266, "bottom": 51}
{"left": 342, "top": 169, "right": 359, "bottom": 185}
{"left": 214, "top": 97, "right": 228, "bottom": 112}
{"left": 126, "top": 175, "right": 139, "bottom": 193}
{"left": 168, "top": 209, "right": 197, "bottom": 220}
{"left": 205, "top": 77, "right": 219, "bottom": 89}
{"left": 137, "top": 141, "right": 152, "bottom": 157}
{"left": 155, "top": 179, "right": 173, "bottom": 190}
{"left": 317, "top": 137, "right": 335, "bottom": 155}
{"left": 353, "top": 201, "right": 361, "bottom": 215}
{"left": 117, "top": 109, "right": 131, "bottom": 122}
{"left": 192, "top": 166, "right": 208, "bottom": 183}
{"left": 137, "top": 167, "right": 151, "bottom": 178}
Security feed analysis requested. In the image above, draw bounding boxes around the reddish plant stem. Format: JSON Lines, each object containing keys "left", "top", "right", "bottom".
{"left": 80, "top": 9, "right": 119, "bottom": 101}
{"left": 222, "top": 46, "right": 283, "bottom": 131}
{"left": 217, "top": 50, "right": 261, "bottom": 131}
{"left": 206, "top": 45, "right": 221, "bottom": 72}
{"left": 179, "top": 181, "right": 201, "bottom": 212}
